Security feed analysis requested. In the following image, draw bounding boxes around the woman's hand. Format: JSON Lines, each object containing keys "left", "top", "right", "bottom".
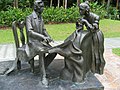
{"left": 80, "top": 18, "right": 87, "bottom": 24}
{"left": 81, "top": 19, "right": 94, "bottom": 30}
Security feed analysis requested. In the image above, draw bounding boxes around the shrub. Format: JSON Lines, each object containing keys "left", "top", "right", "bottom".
{"left": 90, "top": 2, "right": 119, "bottom": 20}
{"left": 106, "top": 6, "right": 119, "bottom": 20}
{"left": 0, "top": 6, "right": 79, "bottom": 26}
{"left": 90, "top": 2, "right": 107, "bottom": 19}
{"left": 43, "top": 6, "right": 79, "bottom": 23}
{"left": 0, "top": 7, "right": 32, "bottom": 26}
{"left": 0, "top": 3, "right": 119, "bottom": 26}
{"left": 0, "top": 0, "right": 13, "bottom": 11}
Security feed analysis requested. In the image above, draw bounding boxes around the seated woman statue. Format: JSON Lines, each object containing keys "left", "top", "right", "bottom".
{"left": 49, "top": 1, "right": 105, "bottom": 83}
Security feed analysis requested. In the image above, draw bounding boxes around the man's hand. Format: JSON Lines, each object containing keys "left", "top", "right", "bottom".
{"left": 43, "top": 37, "right": 53, "bottom": 43}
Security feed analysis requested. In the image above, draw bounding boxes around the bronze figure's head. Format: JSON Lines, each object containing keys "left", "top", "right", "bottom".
{"left": 79, "top": 1, "right": 90, "bottom": 15}
{"left": 34, "top": 0, "right": 44, "bottom": 14}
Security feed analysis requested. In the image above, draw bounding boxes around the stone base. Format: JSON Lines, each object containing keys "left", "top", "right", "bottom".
{"left": 0, "top": 59, "right": 104, "bottom": 90}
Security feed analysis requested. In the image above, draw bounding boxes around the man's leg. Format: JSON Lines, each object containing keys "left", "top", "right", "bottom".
{"left": 44, "top": 53, "right": 57, "bottom": 68}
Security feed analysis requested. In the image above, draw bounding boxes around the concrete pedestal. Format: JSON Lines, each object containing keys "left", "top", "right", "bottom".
{"left": 0, "top": 59, "right": 104, "bottom": 90}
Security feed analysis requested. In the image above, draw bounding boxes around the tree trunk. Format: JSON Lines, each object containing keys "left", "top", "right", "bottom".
{"left": 102, "top": 0, "right": 105, "bottom": 4}
{"left": 14, "top": 0, "right": 18, "bottom": 8}
{"left": 107, "top": 0, "right": 111, "bottom": 10}
{"left": 63, "top": 0, "right": 65, "bottom": 7}
{"left": 58, "top": 0, "right": 60, "bottom": 7}
{"left": 65, "top": 0, "right": 67, "bottom": 9}
{"left": 50, "top": 0, "right": 53, "bottom": 7}
{"left": 77, "top": 0, "right": 80, "bottom": 6}
{"left": 116, "top": 0, "right": 119, "bottom": 9}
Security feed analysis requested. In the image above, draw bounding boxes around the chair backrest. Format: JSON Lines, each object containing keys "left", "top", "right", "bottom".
{"left": 12, "top": 21, "right": 28, "bottom": 49}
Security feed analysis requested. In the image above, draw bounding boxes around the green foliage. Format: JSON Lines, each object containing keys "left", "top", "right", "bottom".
{"left": 106, "top": 6, "right": 119, "bottom": 20}
{"left": 0, "top": 6, "right": 79, "bottom": 26}
{"left": 0, "top": 7, "right": 32, "bottom": 26}
{"left": 0, "top": 0, "right": 13, "bottom": 11}
{"left": 90, "top": 2, "right": 107, "bottom": 19}
{"left": 43, "top": 6, "right": 79, "bottom": 23}
{"left": 19, "top": 0, "right": 34, "bottom": 8}
{"left": 90, "top": 2, "right": 119, "bottom": 20}
{"left": 0, "top": 2, "right": 119, "bottom": 26}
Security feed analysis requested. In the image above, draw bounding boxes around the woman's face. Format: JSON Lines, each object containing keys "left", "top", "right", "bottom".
{"left": 79, "top": 7, "right": 86, "bottom": 16}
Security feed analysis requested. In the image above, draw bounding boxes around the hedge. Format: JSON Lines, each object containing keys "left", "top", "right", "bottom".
{"left": 0, "top": 4, "right": 119, "bottom": 26}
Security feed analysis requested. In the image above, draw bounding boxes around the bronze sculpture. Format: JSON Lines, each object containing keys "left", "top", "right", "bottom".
{"left": 77, "top": 1, "right": 105, "bottom": 75}
{"left": 4, "top": 0, "right": 105, "bottom": 87}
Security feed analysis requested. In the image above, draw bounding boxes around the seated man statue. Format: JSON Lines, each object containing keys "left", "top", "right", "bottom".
{"left": 49, "top": 1, "right": 105, "bottom": 83}
{"left": 5, "top": 0, "right": 56, "bottom": 86}
{"left": 26, "top": 0, "right": 57, "bottom": 85}
{"left": 26, "top": 0, "right": 56, "bottom": 68}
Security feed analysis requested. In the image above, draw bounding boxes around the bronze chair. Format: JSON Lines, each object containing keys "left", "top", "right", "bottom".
{"left": 5, "top": 21, "right": 48, "bottom": 86}
{"left": 4, "top": 21, "right": 35, "bottom": 74}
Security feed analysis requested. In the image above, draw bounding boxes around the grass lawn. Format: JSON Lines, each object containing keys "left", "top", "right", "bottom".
{"left": 112, "top": 48, "right": 120, "bottom": 56}
{"left": 0, "top": 19, "right": 120, "bottom": 44}
{"left": 100, "top": 19, "right": 120, "bottom": 38}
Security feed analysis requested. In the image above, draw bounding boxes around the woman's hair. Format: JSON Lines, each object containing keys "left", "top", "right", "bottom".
{"left": 79, "top": 1, "right": 90, "bottom": 13}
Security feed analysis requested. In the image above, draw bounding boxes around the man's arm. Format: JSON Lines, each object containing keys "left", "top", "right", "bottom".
{"left": 26, "top": 16, "right": 46, "bottom": 41}
{"left": 42, "top": 19, "right": 53, "bottom": 42}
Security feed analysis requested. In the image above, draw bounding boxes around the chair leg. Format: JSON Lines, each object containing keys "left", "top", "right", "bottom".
{"left": 39, "top": 53, "right": 48, "bottom": 87}
{"left": 29, "top": 58, "right": 34, "bottom": 73}
{"left": 17, "top": 59, "right": 21, "bottom": 70}
{"left": 4, "top": 57, "right": 20, "bottom": 75}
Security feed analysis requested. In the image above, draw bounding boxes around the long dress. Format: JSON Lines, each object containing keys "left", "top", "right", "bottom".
{"left": 51, "top": 13, "right": 105, "bottom": 82}
{"left": 47, "top": 12, "right": 105, "bottom": 83}
{"left": 52, "top": 28, "right": 105, "bottom": 82}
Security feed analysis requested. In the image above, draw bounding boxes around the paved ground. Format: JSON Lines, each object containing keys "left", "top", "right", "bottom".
{"left": 0, "top": 38, "right": 120, "bottom": 90}
{"left": 95, "top": 49, "right": 120, "bottom": 90}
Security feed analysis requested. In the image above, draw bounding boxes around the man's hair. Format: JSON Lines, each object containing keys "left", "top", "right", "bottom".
{"left": 34, "top": 0, "right": 43, "bottom": 11}
{"left": 34, "top": 0, "right": 42, "bottom": 5}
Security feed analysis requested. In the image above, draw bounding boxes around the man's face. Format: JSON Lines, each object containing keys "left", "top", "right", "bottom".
{"left": 35, "top": 0, "right": 44, "bottom": 13}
